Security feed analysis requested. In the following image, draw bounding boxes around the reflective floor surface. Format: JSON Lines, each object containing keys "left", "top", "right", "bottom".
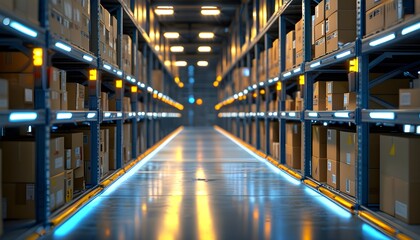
{"left": 48, "top": 127, "right": 389, "bottom": 239}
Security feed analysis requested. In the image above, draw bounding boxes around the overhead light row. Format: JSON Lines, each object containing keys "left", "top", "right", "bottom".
{"left": 170, "top": 46, "right": 212, "bottom": 53}
{"left": 174, "top": 61, "right": 209, "bottom": 67}
{"left": 164, "top": 32, "right": 214, "bottom": 39}
{"left": 155, "top": 6, "right": 220, "bottom": 16}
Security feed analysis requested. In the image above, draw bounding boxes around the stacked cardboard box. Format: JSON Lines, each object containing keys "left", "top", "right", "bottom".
{"left": 65, "top": 169, "right": 73, "bottom": 203}
{"left": 285, "top": 31, "right": 296, "bottom": 70}
{"left": 101, "top": 92, "right": 109, "bottom": 111}
{"left": 314, "top": 1, "right": 326, "bottom": 58}
{"left": 325, "top": 0, "right": 356, "bottom": 53}
{"left": 295, "top": 19, "right": 304, "bottom": 65}
{"left": 81, "top": 129, "right": 108, "bottom": 185}
{"left": 269, "top": 39, "right": 280, "bottom": 79}
{"left": 153, "top": 70, "right": 164, "bottom": 93}
{"left": 399, "top": 79, "right": 420, "bottom": 109}
{"left": 232, "top": 67, "right": 250, "bottom": 92}
{"left": 258, "top": 50, "right": 267, "bottom": 82}
{"left": 100, "top": 129, "right": 110, "bottom": 178}
{"left": 295, "top": 91, "right": 303, "bottom": 111}
{"left": 285, "top": 99, "right": 295, "bottom": 111}
{"left": 366, "top": 0, "right": 415, "bottom": 36}
{"left": 380, "top": 135, "right": 420, "bottom": 224}
{"left": 123, "top": 35, "right": 133, "bottom": 74}
{"left": 49, "top": 67, "right": 68, "bottom": 110}
{"left": 286, "top": 123, "right": 301, "bottom": 169}
{"left": 123, "top": 123, "right": 132, "bottom": 163}
{"left": 326, "top": 81, "right": 348, "bottom": 110}
{"left": 313, "top": 81, "right": 327, "bottom": 111}
{"left": 343, "top": 92, "right": 357, "bottom": 110}
{"left": 312, "top": 126, "right": 327, "bottom": 182}
{"left": 0, "top": 79, "right": 8, "bottom": 110}
{"left": 1, "top": 137, "right": 65, "bottom": 218}
{"left": 102, "top": 125, "right": 117, "bottom": 170}
{"left": 0, "top": 1, "right": 38, "bottom": 25}
{"left": 99, "top": 6, "right": 117, "bottom": 64}
{"left": 67, "top": 83, "right": 85, "bottom": 110}
{"left": 327, "top": 129, "right": 340, "bottom": 189}
{"left": 259, "top": 121, "right": 266, "bottom": 152}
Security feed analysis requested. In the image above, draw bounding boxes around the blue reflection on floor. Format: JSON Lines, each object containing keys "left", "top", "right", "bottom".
{"left": 362, "top": 223, "right": 390, "bottom": 239}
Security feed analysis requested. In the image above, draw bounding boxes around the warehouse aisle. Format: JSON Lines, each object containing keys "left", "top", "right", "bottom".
{"left": 50, "top": 127, "right": 388, "bottom": 239}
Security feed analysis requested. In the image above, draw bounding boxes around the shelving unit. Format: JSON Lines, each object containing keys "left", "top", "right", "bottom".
{"left": 0, "top": 0, "right": 182, "bottom": 237}
{"left": 216, "top": 0, "right": 420, "bottom": 238}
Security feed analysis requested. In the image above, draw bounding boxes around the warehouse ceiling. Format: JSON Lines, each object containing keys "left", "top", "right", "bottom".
{"left": 152, "top": 0, "right": 242, "bottom": 62}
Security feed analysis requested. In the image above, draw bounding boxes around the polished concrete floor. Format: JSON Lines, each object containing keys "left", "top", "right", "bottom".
{"left": 49, "top": 127, "right": 389, "bottom": 239}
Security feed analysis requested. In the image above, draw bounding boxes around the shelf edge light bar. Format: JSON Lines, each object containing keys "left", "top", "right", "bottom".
{"left": 3, "top": 19, "right": 38, "bottom": 37}
{"left": 293, "top": 67, "right": 301, "bottom": 74}
{"left": 335, "top": 50, "right": 351, "bottom": 59}
{"left": 334, "top": 111, "right": 350, "bottom": 118}
{"left": 56, "top": 112, "right": 73, "bottom": 120}
{"left": 87, "top": 113, "right": 96, "bottom": 119}
{"left": 308, "top": 112, "right": 319, "bottom": 118}
{"left": 310, "top": 61, "right": 321, "bottom": 68}
{"left": 283, "top": 71, "right": 292, "bottom": 77}
{"left": 401, "top": 22, "right": 420, "bottom": 35}
{"left": 369, "top": 33, "right": 396, "bottom": 47}
{"left": 104, "top": 112, "right": 111, "bottom": 118}
{"left": 9, "top": 112, "right": 38, "bottom": 122}
{"left": 369, "top": 111, "right": 395, "bottom": 120}
{"left": 55, "top": 42, "right": 72, "bottom": 52}
{"left": 83, "top": 55, "right": 93, "bottom": 62}
{"left": 103, "top": 64, "right": 112, "bottom": 70}
{"left": 288, "top": 112, "right": 296, "bottom": 117}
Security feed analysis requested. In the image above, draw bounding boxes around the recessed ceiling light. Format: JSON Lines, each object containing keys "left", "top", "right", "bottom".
{"left": 164, "top": 32, "right": 180, "bottom": 39}
{"left": 155, "top": 7, "right": 174, "bottom": 15}
{"left": 202, "top": 6, "right": 218, "bottom": 9}
{"left": 170, "top": 46, "right": 184, "bottom": 52}
{"left": 175, "top": 61, "right": 187, "bottom": 67}
{"left": 157, "top": 6, "right": 173, "bottom": 9}
{"left": 199, "top": 32, "right": 214, "bottom": 39}
{"left": 201, "top": 6, "right": 220, "bottom": 15}
{"left": 197, "top": 61, "right": 208, "bottom": 67}
{"left": 198, "top": 46, "right": 211, "bottom": 52}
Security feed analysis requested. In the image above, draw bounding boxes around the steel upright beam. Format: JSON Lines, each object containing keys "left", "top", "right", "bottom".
{"left": 255, "top": 44, "right": 261, "bottom": 150}
{"left": 264, "top": 34, "right": 270, "bottom": 155}
{"left": 116, "top": 4, "right": 124, "bottom": 169}
{"left": 146, "top": 47, "right": 152, "bottom": 148}
{"left": 247, "top": 52, "right": 253, "bottom": 144}
{"left": 279, "top": 14, "right": 286, "bottom": 165}
{"left": 131, "top": 30, "right": 139, "bottom": 158}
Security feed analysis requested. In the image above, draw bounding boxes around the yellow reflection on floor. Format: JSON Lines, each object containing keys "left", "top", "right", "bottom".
{"left": 175, "top": 147, "right": 183, "bottom": 162}
{"left": 196, "top": 167, "right": 216, "bottom": 240}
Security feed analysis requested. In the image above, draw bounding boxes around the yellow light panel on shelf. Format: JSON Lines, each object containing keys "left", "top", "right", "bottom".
{"left": 213, "top": 81, "right": 219, "bottom": 87}
{"left": 131, "top": 86, "right": 137, "bottom": 93}
{"left": 260, "top": 89, "right": 265, "bottom": 95}
{"left": 349, "top": 58, "right": 358, "bottom": 72}
{"left": 196, "top": 98, "right": 203, "bottom": 105}
{"left": 276, "top": 82, "right": 282, "bottom": 91}
{"left": 116, "top": 80, "right": 123, "bottom": 89}
{"left": 33, "top": 48, "right": 43, "bottom": 66}
{"left": 299, "top": 75, "right": 305, "bottom": 85}
{"left": 89, "top": 69, "right": 98, "bottom": 81}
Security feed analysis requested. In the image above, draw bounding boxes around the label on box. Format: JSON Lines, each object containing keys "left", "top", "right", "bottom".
{"left": 65, "top": 149, "right": 71, "bottom": 169}
{"left": 346, "top": 153, "right": 351, "bottom": 165}
{"left": 327, "top": 95, "right": 332, "bottom": 103}
{"left": 25, "top": 88, "right": 33, "bottom": 102}
{"left": 325, "top": 21, "right": 329, "bottom": 34}
{"left": 346, "top": 179, "right": 351, "bottom": 193}
{"left": 332, "top": 174, "right": 336, "bottom": 184}
{"left": 327, "top": 129, "right": 332, "bottom": 140}
{"left": 400, "top": 93, "right": 411, "bottom": 106}
{"left": 27, "top": 184, "right": 35, "bottom": 200}
{"left": 54, "top": 156, "right": 64, "bottom": 170}
{"left": 327, "top": 82, "right": 332, "bottom": 93}
{"left": 75, "top": 147, "right": 81, "bottom": 159}
{"left": 57, "top": 189, "right": 64, "bottom": 205}
{"left": 325, "top": 0, "right": 331, "bottom": 11}
{"left": 395, "top": 201, "right": 408, "bottom": 219}
{"left": 344, "top": 95, "right": 348, "bottom": 105}
{"left": 327, "top": 161, "right": 332, "bottom": 171}
{"left": 76, "top": 159, "right": 82, "bottom": 168}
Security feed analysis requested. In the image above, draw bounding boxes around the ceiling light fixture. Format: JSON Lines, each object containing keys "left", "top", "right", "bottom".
{"left": 197, "top": 61, "right": 209, "bottom": 67}
{"left": 164, "top": 32, "right": 180, "bottom": 39}
{"left": 199, "top": 32, "right": 214, "bottom": 39}
{"left": 201, "top": 6, "right": 220, "bottom": 15}
{"left": 198, "top": 46, "right": 211, "bottom": 52}
{"left": 155, "top": 6, "right": 174, "bottom": 15}
{"left": 175, "top": 61, "right": 187, "bottom": 67}
{"left": 170, "top": 46, "right": 184, "bottom": 52}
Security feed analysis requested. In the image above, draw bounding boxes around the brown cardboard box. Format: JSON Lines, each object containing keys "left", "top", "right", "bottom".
{"left": 327, "top": 81, "right": 348, "bottom": 94}
{"left": 314, "top": 81, "right": 327, "bottom": 111}
{"left": 315, "top": 0, "right": 325, "bottom": 25}
{"left": 366, "top": 0, "right": 386, "bottom": 11}
{"left": 0, "top": 74, "right": 34, "bottom": 109}
{"left": 340, "top": 131, "right": 356, "bottom": 166}
{"left": 0, "top": 78, "right": 9, "bottom": 110}
{"left": 123, "top": 123, "right": 132, "bottom": 163}
{"left": 325, "top": 0, "right": 356, "bottom": 18}
{"left": 50, "top": 172, "right": 65, "bottom": 211}
{"left": 312, "top": 125, "right": 327, "bottom": 158}
{"left": 12, "top": 0, "right": 39, "bottom": 25}
{"left": 295, "top": 19, "right": 303, "bottom": 53}
{"left": 394, "top": 178, "right": 420, "bottom": 224}
{"left": 312, "top": 156, "right": 328, "bottom": 182}
{"left": 3, "top": 183, "right": 35, "bottom": 219}
{"left": 0, "top": 52, "right": 34, "bottom": 73}
{"left": 102, "top": 126, "right": 117, "bottom": 169}
{"left": 50, "top": 90, "right": 61, "bottom": 110}
{"left": 369, "top": 133, "right": 380, "bottom": 169}
{"left": 380, "top": 135, "right": 420, "bottom": 182}
{"left": 61, "top": 91, "right": 68, "bottom": 110}
{"left": 50, "top": 137, "right": 65, "bottom": 177}
{"left": 339, "top": 162, "right": 355, "bottom": 197}
{"left": 152, "top": 70, "right": 164, "bottom": 92}
{"left": 326, "top": 30, "right": 356, "bottom": 53}
{"left": 314, "top": 21, "right": 325, "bottom": 42}
{"left": 54, "top": 132, "right": 83, "bottom": 170}
{"left": 366, "top": 4, "right": 385, "bottom": 36}
{"left": 286, "top": 145, "right": 301, "bottom": 169}
{"left": 286, "top": 123, "right": 301, "bottom": 147}
{"left": 417, "top": 0, "right": 420, "bottom": 14}
{"left": 64, "top": 149, "right": 71, "bottom": 170}
{"left": 380, "top": 173, "right": 394, "bottom": 216}
{"left": 325, "top": 11, "right": 356, "bottom": 35}
{"left": 295, "top": 98, "right": 303, "bottom": 111}
{"left": 65, "top": 169, "right": 74, "bottom": 202}
{"left": 295, "top": 50, "right": 304, "bottom": 66}
{"left": 327, "top": 129, "right": 340, "bottom": 161}
{"left": 0, "top": 0, "right": 13, "bottom": 10}
{"left": 314, "top": 37, "right": 326, "bottom": 59}
{"left": 327, "top": 159, "right": 340, "bottom": 189}
{"left": 344, "top": 92, "right": 357, "bottom": 110}
{"left": 285, "top": 99, "right": 295, "bottom": 111}
{"left": 385, "top": 0, "right": 412, "bottom": 29}
{"left": 286, "top": 31, "right": 295, "bottom": 70}
{"left": 49, "top": 67, "right": 61, "bottom": 92}
{"left": 399, "top": 88, "right": 420, "bottom": 109}
{"left": 369, "top": 169, "right": 380, "bottom": 204}
{"left": 67, "top": 83, "right": 85, "bottom": 110}
{"left": 327, "top": 93, "right": 344, "bottom": 110}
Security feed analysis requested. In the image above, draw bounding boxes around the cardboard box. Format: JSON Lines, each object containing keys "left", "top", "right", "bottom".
{"left": 61, "top": 91, "right": 68, "bottom": 110}
{"left": 285, "top": 99, "right": 295, "bottom": 111}
{"left": 394, "top": 178, "right": 420, "bottom": 224}
{"left": 385, "top": 0, "right": 415, "bottom": 29}
{"left": 50, "top": 90, "right": 61, "bottom": 110}
{"left": 102, "top": 126, "right": 117, "bottom": 169}
{"left": 366, "top": 0, "right": 386, "bottom": 11}
{"left": 65, "top": 169, "right": 74, "bottom": 202}
{"left": 325, "top": 0, "right": 356, "bottom": 18}
{"left": 286, "top": 145, "right": 301, "bottom": 169}
{"left": 327, "top": 129, "right": 340, "bottom": 161}
{"left": 344, "top": 92, "right": 357, "bottom": 110}
{"left": 123, "top": 123, "right": 132, "bottom": 163}
{"left": 314, "top": 21, "right": 325, "bottom": 41}
{"left": 295, "top": 50, "right": 304, "bottom": 66}
{"left": 339, "top": 131, "right": 356, "bottom": 166}
{"left": 295, "top": 19, "right": 303, "bottom": 53}
{"left": 312, "top": 156, "right": 328, "bottom": 182}
{"left": 295, "top": 98, "right": 303, "bottom": 111}
{"left": 380, "top": 135, "right": 420, "bottom": 182}
{"left": 417, "top": 0, "right": 420, "bottom": 13}
{"left": 0, "top": 52, "right": 33, "bottom": 73}
{"left": 50, "top": 172, "right": 65, "bottom": 211}
{"left": 312, "top": 125, "right": 327, "bottom": 158}
{"left": 369, "top": 169, "right": 380, "bottom": 204}
{"left": 326, "top": 30, "right": 356, "bottom": 53}
{"left": 327, "top": 159, "right": 340, "bottom": 189}
{"left": 54, "top": 132, "right": 83, "bottom": 169}
{"left": 314, "top": 81, "right": 327, "bottom": 111}
{"left": 380, "top": 173, "right": 394, "bottom": 216}
{"left": 3, "top": 183, "right": 35, "bottom": 219}
{"left": 366, "top": 4, "right": 385, "bottom": 36}
{"left": 0, "top": 74, "right": 34, "bottom": 109}
{"left": 327, "top": 81, "right": 348, "bottom": 94}
{"left": 327, "top": 93, "right": 344, "bottom": 110}
{"left": 369, "top": 133, "right": 380, "bottom": 169}
{"left": 12, "top": 0, "right": 39, "bottom": 25}
{"left": 339, "top": 162, "right": 355, "bottom": 197}
{"left": 315, "top": 0, "right": 325, "bottom": 25}
{"left": 0, "top": 78, "right": 8, "bottom": 110}
{"left": 49, "top": 67, "right": 61, "bottom": 92}
{"left": 0, "top": 0, "right": 13, "bottom": 11}
{"left": 66, "top": 83, "right": 85, "bottom": 110}
{"left": 325, "top": 11, "right": 356, "bottom": 35}
{"left": 314, "top": 37, "right": 326, "bottom": 59}
{"left": 399, "top": 88, "right": 420, "bottom": 109}
{"left": 286, "top": 123, "right": 301, "bottom": 147}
